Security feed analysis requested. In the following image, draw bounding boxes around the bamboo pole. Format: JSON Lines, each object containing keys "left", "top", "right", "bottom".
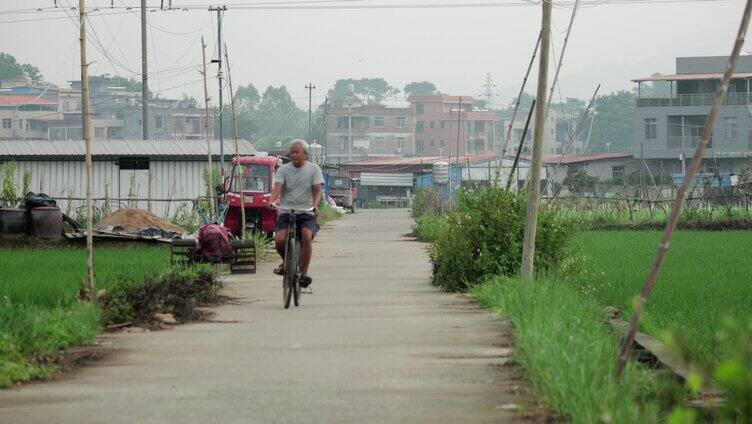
{"left": 544, "top": 0, "right": 580, "bottom": 120}
{"left": 616, "top": 0, "right": 752, "bottom": 378}
{"left": 494, "top": 32, "right": 542, "bottom": 185}
{"left": 506, "top": 99, "right": 536, "bottom": 190}
{"left": 79, "top": 0, "right": 95, "bottom": 298}
{"left": 520, "top": 0, "right": 551, "bottom": 281}
{"left": 224, "top": 44, "right": 246, "bottom": 238}
{"left": 201, "top": 36, "right": 216, "bottom": 220}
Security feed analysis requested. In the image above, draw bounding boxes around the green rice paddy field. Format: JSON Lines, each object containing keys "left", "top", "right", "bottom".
{"left": 571, "top": 230, "right": 752, "bottom": 365}
{"left": 0, "top": 245, "right": 171, "bottom": 308}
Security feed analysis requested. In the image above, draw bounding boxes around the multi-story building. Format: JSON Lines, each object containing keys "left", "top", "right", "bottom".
{"left": 408, "top": 94, "right": 497, "bottom": 158}
{"left": 500, "top": 108, "right": 559, "bottom": 155}
{"left": 633, "top": 55, "right": 752, "bottom": 174}
{"left": 0, "top": 95, "right": 58, "bottom": 140}
{"left": 325, "top": 101, "right": 414, "bottom": 162}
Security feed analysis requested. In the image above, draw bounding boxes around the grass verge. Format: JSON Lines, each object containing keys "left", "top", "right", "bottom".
{"left": 0, "top": 244, "right": 222, "bottom": 388}
{"left": 472, "top": 276, "right": 662, "bottom": 423}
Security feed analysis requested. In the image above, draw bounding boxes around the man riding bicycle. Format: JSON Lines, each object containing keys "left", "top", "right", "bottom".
{"left": 270, "top": 139, "right": 324, "bottom": 288}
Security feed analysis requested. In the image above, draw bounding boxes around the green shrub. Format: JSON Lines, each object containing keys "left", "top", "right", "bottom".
{"left": 318, "top": 201, "right": 342, "bottom": 226}
{"left": 411, "top": 188, "right": 445, "bottom": 218}
{"left": 412, "top": 215, "right": 447, "bottom": 243}
{"left": 430, "top": 187, "right": 572, "bottom": 291}
{"left": 100, "top": 266, "right": 219, "bottom": 325}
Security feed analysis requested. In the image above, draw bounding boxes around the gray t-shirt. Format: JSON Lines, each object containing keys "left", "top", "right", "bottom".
{"left": 274, "top": 161, "right": 324, "bottom": 214}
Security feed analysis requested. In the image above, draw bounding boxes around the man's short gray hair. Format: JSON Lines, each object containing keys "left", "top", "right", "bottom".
{"left": 289, "top": 139, "right": 308, "bottom": 153}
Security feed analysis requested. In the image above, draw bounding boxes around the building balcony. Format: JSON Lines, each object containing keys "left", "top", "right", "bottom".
{"left": 637, "top": 92, "right": 751, "bottom": 107}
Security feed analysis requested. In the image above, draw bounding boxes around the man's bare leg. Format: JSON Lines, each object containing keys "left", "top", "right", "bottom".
{"left": 299, "top": 228, "right": 313, "bottom": 275}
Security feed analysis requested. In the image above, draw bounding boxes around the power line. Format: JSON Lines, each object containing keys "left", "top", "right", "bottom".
{"left": 0, "top": 0, "right": 731, "bottom": 19}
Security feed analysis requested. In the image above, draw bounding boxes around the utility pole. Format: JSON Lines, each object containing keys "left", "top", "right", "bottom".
{"left": 209, "top": 6, "right": 227, "bottom": 174}
{"left": 224, "top": 44, "right": 246, "bottom": 238}
{"left": 521, "top": 0, "right": 552, "bottom": 281}
{"left": 141, "top": 0, "right": 148, "bottom": 140}
{"left": 347, "top": 91, "right": 353, "bottom": 162}
{"left": 79, "top": 0, "right": 94, "bottom": 298}
{"left": 201, "top": 36, "right": 215, "bottom": 219}
{"left": 482, "top": 73, "right": 495, "bottom": 110}
{"left": 306, "top": 83, "right": 315, "bottom": 143}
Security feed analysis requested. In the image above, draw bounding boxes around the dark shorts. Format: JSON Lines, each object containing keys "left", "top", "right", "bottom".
{"left": 274, "top": 213, "right": 318, "bottom": 238}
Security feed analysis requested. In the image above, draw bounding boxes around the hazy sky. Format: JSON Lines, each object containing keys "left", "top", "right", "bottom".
{"left": 1, "top": 0, "right": 749, "bottom": 109}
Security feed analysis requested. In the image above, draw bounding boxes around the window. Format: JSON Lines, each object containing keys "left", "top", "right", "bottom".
{"left": 430, "top": 140, "right": 435, "bottom": 147}
{"left": 118, "top": 156, "right": 149, "bottom": 170}
{"left": 430, "top": 121, "right": 435, "bottom": 129}
{"left": 441, "top": 121, "right": 446, "bottom": 129}
{"left": 63, "top": 101, "right": 71, "bottom": 112}
{"left": 338, "top": 136, "right": 347, "bottom": 150}
{"left": 95, "top": 127, "right": 104, "bottom": 138}
{"left": 416, "top": 121, "right": 424, "bottom": 134}
{"left": 416, "top": 104, "right": 424, "bottom": 115}
{"left": 416, "top": 139, "right": 424, "bottom": 153}
{"left": 396, "top": 137, "right": 407, "bottom": 149}
{"left": 612, "top": 166, "right": 625, "bottom": 181}
{"left": 475, "top": 121, "right": 485, "bottom": 133}
{"left": 2, "top": 119, "right": 12, "bottom": 129}
{"left": 155, "top": 115, "right": 163, "bottom": 129}
{"left": 725, "top": 117, "right": 738, "bottom": 139}
{"left": 644, "top": 118, "right": 657, "bottom": 140}
{"left": 233, "top": 164, "right": 271, "bottom": 193}
{"left": 396, "top": 116, "right": 406, "bottom": 128}
{"left": 374, "top": 136, "right": 385, "bottom": 150}
{"left": 440, "top": 140, "right": 445, "bottom": 147}
{"left": 374, "top": 116, "right": 385, "bottom": 127}
{"left": 337, "top": 116, "right": 348, "bottom": 129}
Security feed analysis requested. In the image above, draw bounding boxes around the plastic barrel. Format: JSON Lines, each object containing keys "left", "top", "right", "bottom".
{"left": 30, "top": 207, "right": 63, "bottom": 239}
{"left": 0, "top": 208, "right": 28, "bottom": 239}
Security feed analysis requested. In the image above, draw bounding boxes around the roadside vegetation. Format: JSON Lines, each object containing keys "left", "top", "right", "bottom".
{"left": 412, "top": 187, "right": 752, "bottom": 422}
{"left": 473, "top": 277, "right": 661, "bottom": 423}
{"left": 0, "top": 243, "right": 221, "bottom": 387}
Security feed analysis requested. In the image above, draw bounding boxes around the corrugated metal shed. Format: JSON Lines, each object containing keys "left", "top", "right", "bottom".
{"left": 360, "top": 172, "right": 413, "bottom": 187}
{"left": 0, "top": 139, "right": 256, "bottom": 159}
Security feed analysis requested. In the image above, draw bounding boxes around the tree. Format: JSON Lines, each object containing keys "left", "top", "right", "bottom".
{"left": 403, "top": 81, "right": 437, "bottom": 97}
{"left": 584, "top": 90, "right": 635, "bottom": 153}
{"left": 216, "top": 84, "right": 306, "bottom": 146}
{"left": 179, "top": 94, "right": 197, "bottom": 109}
{"left": 0, "top": 52, "right": 44, "bottom": 83}
{"left": 235, "top": 84, "right": 260, "bottom": 115}
{"left": 327, "top": 78, "right": 399, "bottom": 105}
{"left": 21, "top": 64, "right": 42, "bottom": 83}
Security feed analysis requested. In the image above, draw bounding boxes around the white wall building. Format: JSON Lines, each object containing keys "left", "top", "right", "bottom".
{"left": 0, "top": 139, "right": 256, "bottom": 220}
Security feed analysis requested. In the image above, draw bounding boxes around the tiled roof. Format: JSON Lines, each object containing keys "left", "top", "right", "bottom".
{"left": 521, "top": 152, "right": 632, "bottom": 164}
{"left": 0, "top": 95, "right": 57, "bottom": 106}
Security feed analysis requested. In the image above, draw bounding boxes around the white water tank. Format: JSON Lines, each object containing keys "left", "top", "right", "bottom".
{"left": 433, "top": 161, "right": 449, "bottom": 184}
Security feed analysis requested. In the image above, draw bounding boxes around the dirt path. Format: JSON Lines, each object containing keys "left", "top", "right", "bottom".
{"left": 0, "top": 209, "right": 527, "bottom": 423}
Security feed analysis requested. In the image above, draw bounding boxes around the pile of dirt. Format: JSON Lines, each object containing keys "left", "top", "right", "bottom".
{"left": 95, "top": 209, "right": 187, "bottom": 234}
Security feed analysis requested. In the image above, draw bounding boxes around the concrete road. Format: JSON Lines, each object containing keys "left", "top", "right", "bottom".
{"left": 0, "top": 209, "right": 525, "bottom": 423}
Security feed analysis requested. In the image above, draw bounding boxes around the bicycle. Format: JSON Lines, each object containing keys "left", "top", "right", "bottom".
{"left": 281, "top": 209, "right": 309, "bottom": 309}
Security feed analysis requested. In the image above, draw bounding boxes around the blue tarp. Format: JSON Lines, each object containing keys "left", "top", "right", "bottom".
{"left": 672, "top": 173, "right": 732, "bottom": 187}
